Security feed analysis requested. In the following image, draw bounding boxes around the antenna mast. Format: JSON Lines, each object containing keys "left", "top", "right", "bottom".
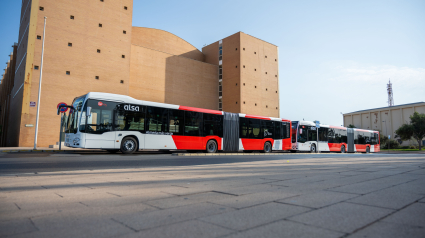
{"left": 387, "top": 79, "right": 394, "bottom": 106}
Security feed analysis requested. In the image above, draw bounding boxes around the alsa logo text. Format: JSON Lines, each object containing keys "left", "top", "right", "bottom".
{"left": 124, "top": 105, "right": 140, "bottom": 111}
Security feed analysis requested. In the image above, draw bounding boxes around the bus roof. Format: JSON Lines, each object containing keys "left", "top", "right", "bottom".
{"left": 85, "top": 92, "right": 290, "bottom": 121}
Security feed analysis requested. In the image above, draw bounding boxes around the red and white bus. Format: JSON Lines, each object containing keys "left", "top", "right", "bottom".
{"left": 291, "top": 121, "right": 380, "bottom": 153}
{"left": 64, "top": 92, "right": 292, "bottom": 154}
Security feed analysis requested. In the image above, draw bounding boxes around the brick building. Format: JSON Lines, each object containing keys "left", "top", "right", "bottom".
{"left": 0, "top": 0, "right": 280, "bottom": 147}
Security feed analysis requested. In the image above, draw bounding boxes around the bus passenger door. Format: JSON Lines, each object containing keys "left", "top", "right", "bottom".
{"left": 85, "top": 109, "right": 116, "bottom": 149}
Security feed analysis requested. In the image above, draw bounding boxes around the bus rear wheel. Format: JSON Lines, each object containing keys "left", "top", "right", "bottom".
{"left": 206, "top": 140, "right": 218, "bottom": 153}
{"left": 341, "top": 145, "right": 345, "bottom": 153}
{"left": 263, "top": 142, "right": 272, "bottom": 153}
{"left": 120, "top": 137, "right": 138, "bottom": 154}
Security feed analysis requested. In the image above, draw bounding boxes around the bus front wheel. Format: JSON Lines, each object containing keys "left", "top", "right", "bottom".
{"left": 310, "top": 144, "right": 316, "bottom": 153}
{"left": 206, "top": 140, "right": 218, "bottom": 153}
{"left": 263, "top": 142, "right": 272, "bottom": 153}
{"left": 120, "top": 137, "right": 138, "bottom": 154}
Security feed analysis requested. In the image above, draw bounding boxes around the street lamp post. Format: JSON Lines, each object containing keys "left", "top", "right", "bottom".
{"left": 383, "top": 120, "right": 389, "bottom": 153}
{"left": 34, "top": 17, "right": 47, "bottom": 150}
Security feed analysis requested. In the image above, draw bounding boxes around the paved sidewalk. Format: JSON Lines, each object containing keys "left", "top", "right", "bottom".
{"left": 1, "top": 155, "right": 424, "bottom": 237}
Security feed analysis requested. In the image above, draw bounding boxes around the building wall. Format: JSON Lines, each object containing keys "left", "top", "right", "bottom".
{"left": 221, "top": 33, "right": 241, "bottom": 114}
{"left": 9, "top": 0, "right": 133, "bottom": 147}
{"left": 129, "top": 45, "right": 218, "bottom": 110}
{"left": 240, "top": 33, "right": 279, "bottom": 117}
{"left": 131, "top": 27, "right": 204, "bottom": 62}
{"left": 343, "top": 102, "right": 425, "bottom": 146}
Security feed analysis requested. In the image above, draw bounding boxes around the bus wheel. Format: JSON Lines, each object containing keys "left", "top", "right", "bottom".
{"left": 341, "top": 145, "right": 345, "bottom": 153}
{"left": 106, "top": 149, "right": 119, "bottom": 154}
{"left": 206, "top": 140, "right": 218, "bottom": 153}
{"left": 120, "top": 137, "right": 138, "bottom": 154}
{"left": 310, "top": 144, "right": 316, "bottom": 153}
{"left": 366, "top": 147, "right": 370, "bottom": 154}
{"left": 263, "top": 142, "right": 272, "bottom": 153}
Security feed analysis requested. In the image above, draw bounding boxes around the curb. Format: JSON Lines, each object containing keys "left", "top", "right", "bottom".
{"left": 172, "top": 152, "right": 364, "bottom": 156}
{"left": 0, "top": 149, "right": 102, "bottom": 153}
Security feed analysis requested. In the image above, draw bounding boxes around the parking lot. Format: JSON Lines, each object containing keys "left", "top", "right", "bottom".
{"left": 1, "top": 152, "right": 424, "bottom": 237}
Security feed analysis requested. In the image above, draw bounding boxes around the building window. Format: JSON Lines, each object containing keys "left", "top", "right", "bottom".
{"left": 236, "top": 83, "right": 238, "bottom": 86}
{"left": 275, "top": 75, "right": 277, "bottom": 77}
{"left": 255, "top": 86, "right": 257, "bottom": 88}
{"left": 265, "top": 56, "right": 267, "bottom": 58}
{"left": 236, "top": 102, "right": 238, "bottom": 104}
{"left": 235, "top": 65, "right": 237, "bottom": 68}
{"left": 265, "top": 72, "right": 267, "bottom": 74}
{"left": 39, "top": 6, "right": 44, "bottom": 11}
{"left": 66, "top": 71, "right": 70, "bottom": 75}
{"left": 266, "top": 105, "right": 268, "bottom": 108}
{"left": 266, "top": 88, "right": 268, "bottom": 91}
{"left": 34, "top": 66, "right": 39, "bottom": 70}
{"left": 124, "top": 6, "right": 128, "bottom": 10}
{"left": 243, "top": 48, "right": 245, "bottom": 51}
{"left": 95, "top": 76, "right": 99, "bottom": 79}
{"left": 122, "top": 55, "right": 125, "bottom": 58}
{"left": 37, "top": 35, "right": 41, "bottom": 40}
{"left": 254, "top": 52, "right": 256, "bottom": 54}
{"left": 99, "top": 23, "right": 102, "bottom": 27}
{"left": 276, "top": 91, "right": 278, "bottom": 93}
{"left": 276, "top": 107, "right": 278, "bottom": 109}
{"left": 235, "top": 48, "right": 237, "bottom": 51}
{"left": 275, "top": 59, "right": 277, "bottom": 61}
{"left": 243, "top": 65, "right": 245, "bottom": 68}
{"left": 123, "top": 30, "right": 127, "bottom": 34}
{"left": 120, "top": 80, "right": 124, "bottom": 84}
{"left": 254, "top": 69, "right": 256, "bottom": 71}
{"left": 243, "top": 83, "right": 245, "bottom": 86}
{"left": 70, "top": 15, "right": 74, "bottom": 20}
{"left": 68, "top": 43, "right": 72, "bottom": 47}
{"left": 97, "top": 49, "right": 101, "bottom": 53}
{"left": 100, "top": 0, "right": 104, "bottom": 2}
{"left": 243, "top": 101, "right": 245, "bottom": 104}
{"left": 255, "top": 103, "right": 257, "bottom": 106}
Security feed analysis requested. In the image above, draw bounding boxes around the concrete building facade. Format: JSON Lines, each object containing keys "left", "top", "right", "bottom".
{"left": 0, "top": 1, "right": 280, "bottom": 147}
{"left": 343, "top": 102, "right": 425, "bottom": 146}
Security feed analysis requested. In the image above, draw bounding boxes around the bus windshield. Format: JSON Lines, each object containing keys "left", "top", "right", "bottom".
{"left": 66, "top": 96, "right": 85, "bottom": 133}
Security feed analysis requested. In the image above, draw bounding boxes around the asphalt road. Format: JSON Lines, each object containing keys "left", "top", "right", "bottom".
{"left": 0, "top": 151, "right": 419, "bottom": 174}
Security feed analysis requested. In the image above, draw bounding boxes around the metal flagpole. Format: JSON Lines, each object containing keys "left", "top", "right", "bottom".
{"left": 34, "top": 17, "right": 47, "bottom": 150}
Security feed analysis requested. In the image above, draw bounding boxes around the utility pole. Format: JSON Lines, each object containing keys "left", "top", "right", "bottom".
{"left": 34, "top": 17, "right": 47, "bottom": 150}
{"left": 387, "top": 79, "right": 394, "bottom": 107}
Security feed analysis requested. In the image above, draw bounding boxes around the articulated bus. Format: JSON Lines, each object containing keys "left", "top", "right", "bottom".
{"left": 291, "top": 121, "right": 380, "bottom": 153}
{"left": 64, "top": 92, "right": 292, "bottom": 154}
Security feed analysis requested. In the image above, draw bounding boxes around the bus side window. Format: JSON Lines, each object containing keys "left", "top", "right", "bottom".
{"left": 274, "top": 122, "right": 281, "bottom": 139}
{"left": 116, "top": 107, "right": 146, "bottom": 132}
{"left": 319, "top": 128, "right": 328, "bottom": 141}
{"left": 203, "top": 113, "right": 223, "bottom": 137}
{"left": 249, "top": 119, "right": 262, "bottom": 139}
{"left": 184, "top": 111, "right": 202, "bottom": 136}
{"left": 328, "top": 129, "right": 335, "bottom": 143}
{"left": 341, "top": 129, "right": 347, "bottom": 143}
{"left": 146, "top": 106, "right": 169, "bottom": 132}
{"left": 262, "top": 120, "right": 274, "bottom": 139}
{"left": 240, "top": 118, "right": 249, "bottom": 138}
{"left": 353, "top": 130, "right": 359, "bottom": 144}
{"left": 169, "top": 109, "right": 184, "bottom": 135}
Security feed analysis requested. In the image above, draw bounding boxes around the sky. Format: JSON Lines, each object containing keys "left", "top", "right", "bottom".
{"left": 1, "top": 0, "right": 424, "bottom": 126}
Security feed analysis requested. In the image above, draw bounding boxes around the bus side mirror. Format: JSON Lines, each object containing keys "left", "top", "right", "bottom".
{"left": 87, "top": 107, "right": 92, "bottom": 117}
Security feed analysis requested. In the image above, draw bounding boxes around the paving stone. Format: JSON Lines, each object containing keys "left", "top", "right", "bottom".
{"left": 288, "top": 202, "right": 393, "bottom": 233}
{"left": 120, "top": 220, "right": 234, "bottom": 238}
{"left": 278, "top": 191, "right": 359, "bottom": 208}
{"left": 328, "top": 175, "right": 415, "bottom": 195}
{"left": 144, "top": 192, "right": 236, "bottom": 209}
{"left": 210, "top": 191, "right": 299, "bottom": 209}
{"left": 347, "top": 186, "right": 423, "bottom": 209}
{"left": 223, "top": 220, "right": 343, "bottom": 238}
{"left": 112, "top": 202, "right": 234, "bottom": 231}
{"left": 347, "top": 221, "right": 425, "bottom": 238}
{"left": 389, "top": 179, "right": 425, "bottom": 195}
{"left": 200, "top": 202, "right": 310, "bottom": 231}
{"left": 382, "top": 203, "right": 425, "bottom": 227}
{"left": 0, "top": 218, "right": 38, "bottom": 237}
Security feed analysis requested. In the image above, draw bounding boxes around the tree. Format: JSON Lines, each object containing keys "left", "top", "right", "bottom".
{"left": 395, "top": 112, "right": 425, "bottom": 150}
{"left": 348, "top": 124, "right": 356, "bottom": 128}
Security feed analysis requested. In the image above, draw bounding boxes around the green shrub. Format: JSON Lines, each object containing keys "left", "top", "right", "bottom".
{"left": 381, "top": 139, "right": 400, "bottom": 149}
{"left": 400, "top": 146, "right": 410, "bottom": 149}
{"left": 409, "top": 145, "right": 417, "bottom": 149}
